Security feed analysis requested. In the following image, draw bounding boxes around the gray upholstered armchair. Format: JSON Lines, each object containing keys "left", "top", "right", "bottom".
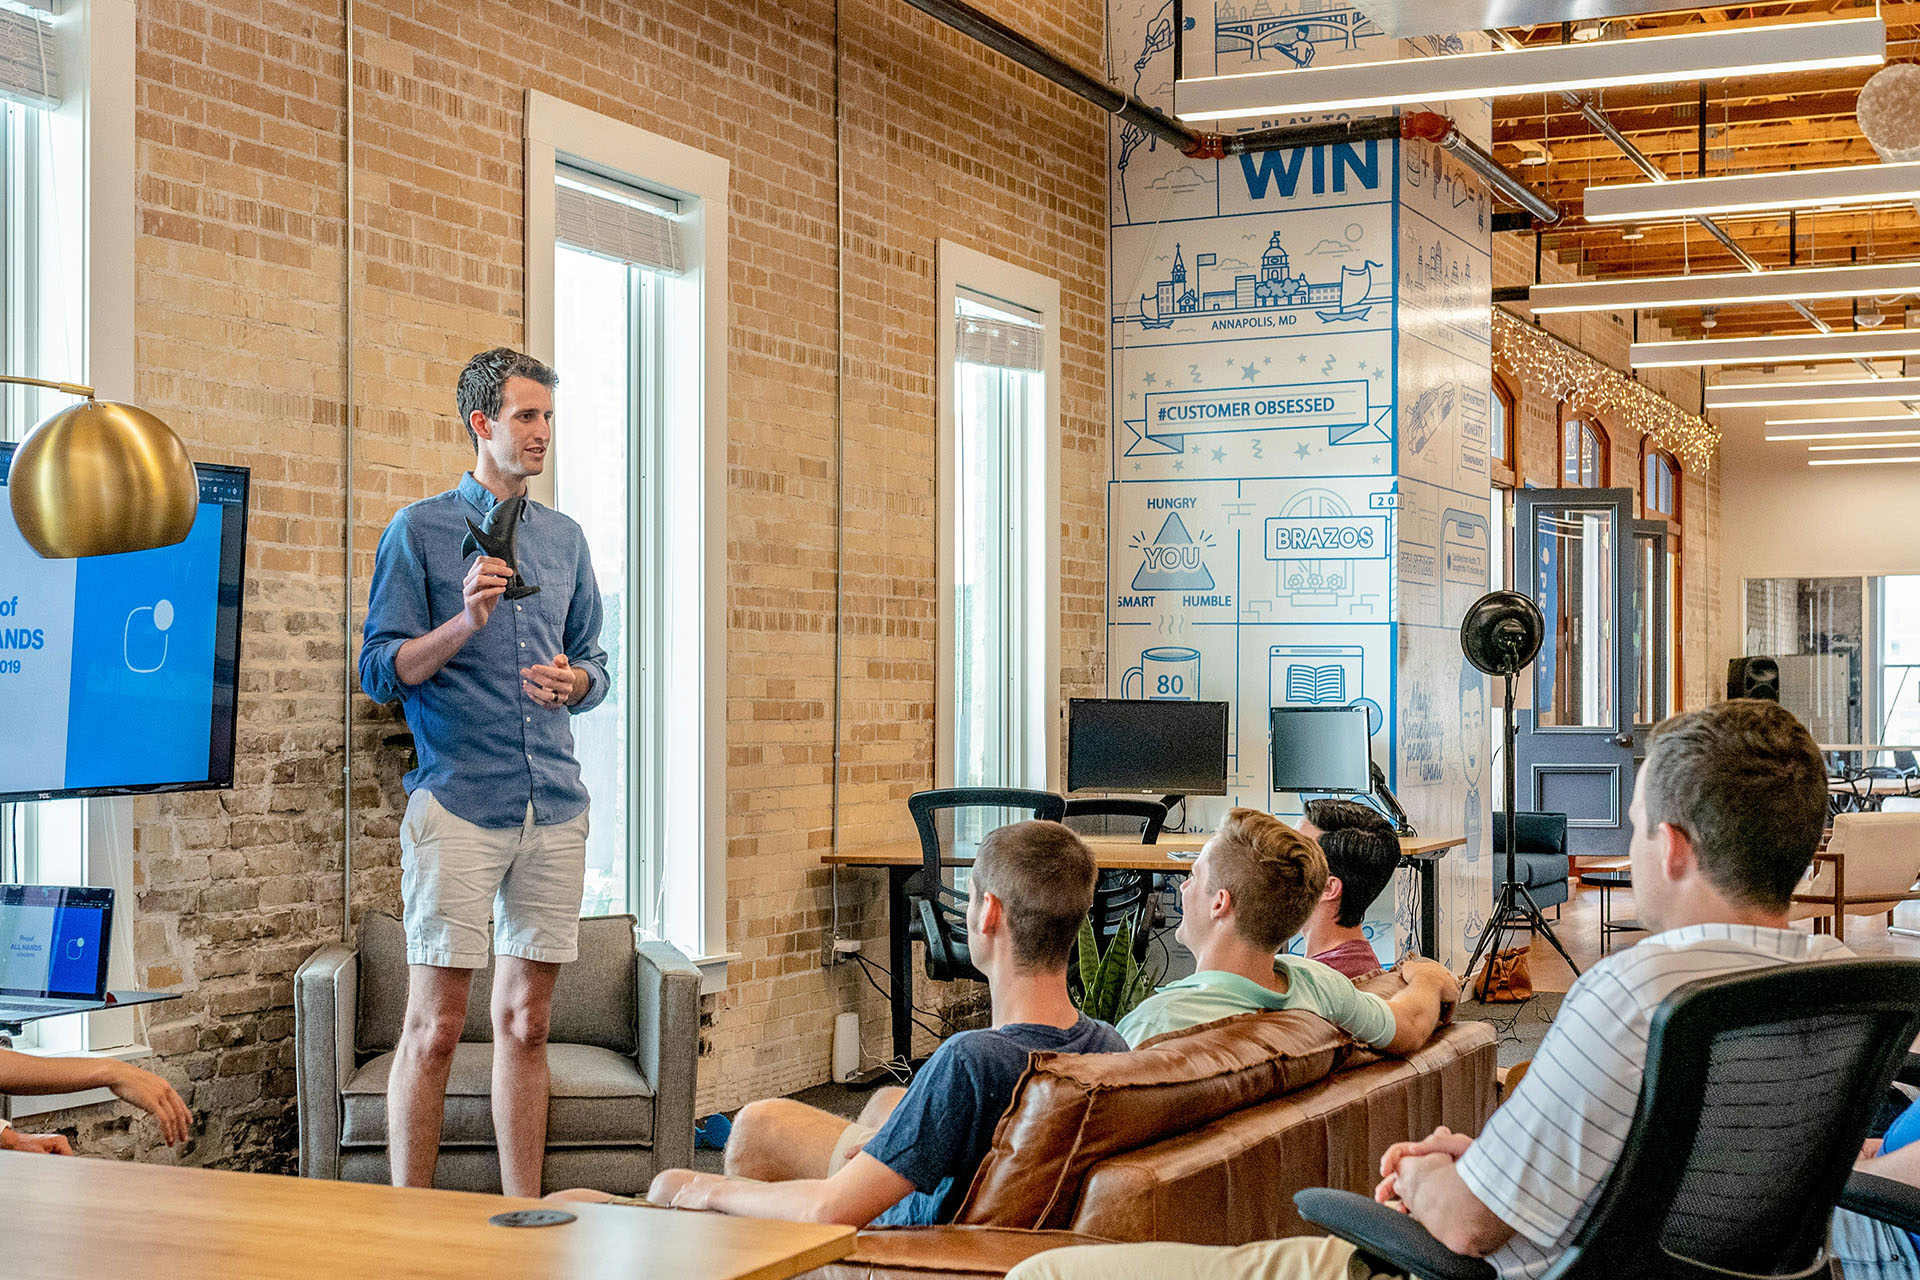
{"left": 295, "top": 911, "right": 698, "bottom": 1195}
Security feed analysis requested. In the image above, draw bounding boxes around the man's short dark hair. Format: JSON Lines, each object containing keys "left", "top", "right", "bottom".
{"left": 1304, "top": 798, "right": 1400, "bottom": 928}
{"left": 971, "top": 820, "right": 1097, "bottom": 972}
{"left": 456, "top": 347, "right": 558, "bottom": 449}
{"left": 1640, "top": 699, "right": 1827, "bottom": 911}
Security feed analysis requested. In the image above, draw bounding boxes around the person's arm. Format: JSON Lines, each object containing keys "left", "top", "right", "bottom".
{"left": 0, "top": 1049, "right": 191, "bottom": 1146}
{"left": 656, "top": 1154, "right": 915, "bottom": 1226}
{"left": 1379, "top": 959, "right": 1458, "bottom": 1056}
{"left": 1860, "top": 1138, "right": 1920, "bottom": 1184}
{"left": 560, "top": 534, "right": 609, "bottom": 713}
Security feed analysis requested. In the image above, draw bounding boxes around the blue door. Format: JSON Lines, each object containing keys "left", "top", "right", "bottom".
{"left": 1515, "top": 488, "right": 1638, "bottom": 858}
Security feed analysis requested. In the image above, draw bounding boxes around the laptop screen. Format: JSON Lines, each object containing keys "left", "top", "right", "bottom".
{"left": 0, "top": 885, "right": 114, "bottom": 1000}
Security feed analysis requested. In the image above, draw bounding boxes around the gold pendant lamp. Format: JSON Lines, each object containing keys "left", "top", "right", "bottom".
{"left": 4, "top": 375, "right": 199, "bottom": 558}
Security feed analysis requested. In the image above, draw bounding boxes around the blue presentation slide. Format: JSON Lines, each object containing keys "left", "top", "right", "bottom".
{"left": 0, "top": 495, "right": 222, "bottom": 794}
{"left": 0, "top": 899, "right": 103, "bottom": 996}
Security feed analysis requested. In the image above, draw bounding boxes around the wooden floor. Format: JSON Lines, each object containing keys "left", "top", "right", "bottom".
{"left": 1520, "top": 875, "right": 1920, "bottom": 995}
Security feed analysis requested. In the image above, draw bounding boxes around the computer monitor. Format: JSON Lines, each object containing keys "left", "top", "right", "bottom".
{"left": 1269, "top": 705, "right": 1372, "bottom": 795}
{"left": 0, "top": 884, "right": 114, "bottom": 1001}
{"left": 1067, "top": 698, "right": 1229, "bottom": 795}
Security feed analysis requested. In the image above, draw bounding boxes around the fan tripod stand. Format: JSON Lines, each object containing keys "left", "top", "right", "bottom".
{"left": 1460, "top": 670, "right": 1580, "bottom": 988}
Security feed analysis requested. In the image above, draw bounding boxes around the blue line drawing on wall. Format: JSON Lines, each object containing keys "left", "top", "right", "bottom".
{"left": 1404, "top": 381, "right": 1455, "bottom": 458}
{"left": 1130, "top": 513, "right": 1218, "bottom": 590}
{"left": 1124, "top": 645, "right": 1202, "bottom": 700}
{"left": 1214, "top": 1, "right": 1382, "bottom": 64}
{"left": 1114, "top": 0, "right": 1178, "bottom": 224}
{"left": 1285, "top": 662, "right": 1346, "bottom": 704}
{"left": 1121, "top": 234, "right": 1388, "bottom": 331}
{"left": 1265, "top": 488, "right": 1388, "bottom": 610}
{"left": 1125, "top": 378, "right": 1389, "bottom": 458}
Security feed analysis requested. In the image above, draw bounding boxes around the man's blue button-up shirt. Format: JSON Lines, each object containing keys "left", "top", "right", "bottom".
{"left": 359, "top": 473, "right": 609, "bottom": 829}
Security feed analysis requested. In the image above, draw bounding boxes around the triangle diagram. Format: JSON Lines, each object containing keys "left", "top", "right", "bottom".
{"left": 1131, "top": 513, "right": 1216, "bottom": 591}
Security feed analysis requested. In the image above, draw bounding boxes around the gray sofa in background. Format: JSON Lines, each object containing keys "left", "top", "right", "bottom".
{"left": 295, "top": 911, "right": 698, "bottom": 1195}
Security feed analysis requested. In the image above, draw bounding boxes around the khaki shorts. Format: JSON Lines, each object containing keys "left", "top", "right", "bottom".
{"left": 399, "top": 789, "right": 589, "bottom": 968}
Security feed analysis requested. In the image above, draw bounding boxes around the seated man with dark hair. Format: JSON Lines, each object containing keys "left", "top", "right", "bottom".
{"left": 556, "top": 819, "right": 1126, "bottom": 1226}
{"left": 1117, "top": 808, "right": 1456, "bottom": 1055}
{"left": 1011, "top": 699, "right": 1845, "bottom": 1280}
{"left": 1298, "top": 798, "right": 1402, "bottom": 979}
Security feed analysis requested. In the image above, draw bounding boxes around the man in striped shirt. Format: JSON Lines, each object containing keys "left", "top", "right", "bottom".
{"left": 1009, "top": 699, "right": 1843, "bottom": 1280}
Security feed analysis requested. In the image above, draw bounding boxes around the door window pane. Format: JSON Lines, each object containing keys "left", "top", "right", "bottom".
{"left": 1534, "top": 506, "right": 1616, "bottom": 728}
{"left": 1879, "top": 577, "right": 1920, "bottom": 757}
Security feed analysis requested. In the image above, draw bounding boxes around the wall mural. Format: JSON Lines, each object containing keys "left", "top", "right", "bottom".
{"left": 1107, "top": 0, "right": 1493, "bottom": 967}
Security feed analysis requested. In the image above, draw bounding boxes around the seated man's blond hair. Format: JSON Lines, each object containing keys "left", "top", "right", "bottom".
{"left": 1206, "top": 808, "right": 1328, "bottom": 953}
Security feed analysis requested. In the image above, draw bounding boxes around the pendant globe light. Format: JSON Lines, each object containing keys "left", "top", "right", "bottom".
{"left": 4, "top": 375, "right": 199, "bottom": 558}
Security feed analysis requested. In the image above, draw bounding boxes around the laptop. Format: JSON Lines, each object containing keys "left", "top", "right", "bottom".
{"left": 0, "top": 884, "right": 115, "bottom": 1022}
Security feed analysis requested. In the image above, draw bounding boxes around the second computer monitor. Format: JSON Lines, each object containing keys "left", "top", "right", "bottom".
{"left": 1269, "top": 705, "right": 1372, "bottom": 795}
{"left": 1067, "top": 698, "right": 1230, "bottom": 795}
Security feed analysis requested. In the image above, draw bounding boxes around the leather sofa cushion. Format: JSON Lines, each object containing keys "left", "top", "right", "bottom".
{"left": 355, "top": 911, "right": 639, "bottom": 1056}
{"left": 340, "top": 1041, "right": 653, "bottom": 1147}
{"left": 956, "top": 1008, "right": 1350, "bottom": 1230}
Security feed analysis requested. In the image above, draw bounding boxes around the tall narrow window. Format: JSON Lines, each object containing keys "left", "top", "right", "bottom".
{"left": 550, "top": 167, "right": 695, "bottom": 943}
{"left": 1490, "top": 374, "right": 1518, "bottom": 489}
{"left": 953, "top": 291, "right": 1042, "bottom": 792}
{"left": 1560, "top": 414, "right": 1608, "bottom": 487}
{"left": 937, "top": 243, "right": 1060, "bottom": 808}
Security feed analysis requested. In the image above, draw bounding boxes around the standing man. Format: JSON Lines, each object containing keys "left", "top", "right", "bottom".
{"left": 359, "top": 347, "right": 609, "bottom": 1197}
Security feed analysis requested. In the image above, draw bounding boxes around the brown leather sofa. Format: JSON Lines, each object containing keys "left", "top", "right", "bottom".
{"left": 801, "top": 973, "right": 1497, "bottom": 1279}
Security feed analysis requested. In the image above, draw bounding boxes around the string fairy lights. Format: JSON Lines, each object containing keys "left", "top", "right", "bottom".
{"left": 1492, "top": 309, "right": 1720, "bottom": 472}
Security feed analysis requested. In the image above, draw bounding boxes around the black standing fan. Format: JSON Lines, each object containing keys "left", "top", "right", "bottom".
{"left": 1459, "top": 590, "right": 1581, "bottom": 987}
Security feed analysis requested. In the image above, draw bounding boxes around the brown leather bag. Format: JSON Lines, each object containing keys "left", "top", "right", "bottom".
{"left": 1473, "top": 947, "right": 1533, "bottom": 1002}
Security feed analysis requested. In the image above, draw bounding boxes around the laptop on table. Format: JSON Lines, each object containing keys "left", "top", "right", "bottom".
{"left": 0, "top": 884, "right": 114, "bottom": 1023}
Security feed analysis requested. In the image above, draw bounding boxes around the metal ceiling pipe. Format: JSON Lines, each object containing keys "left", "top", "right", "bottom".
{"left": 1405, "top": 111, "right": 1560, "bottom": 224}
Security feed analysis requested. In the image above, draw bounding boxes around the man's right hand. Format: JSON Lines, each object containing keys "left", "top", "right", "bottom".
{"left": 1404, "top": 957, "right": 1462, "bottom": 1006}
{"left": 461, "top": 555, "right": 511, "bottom": 633}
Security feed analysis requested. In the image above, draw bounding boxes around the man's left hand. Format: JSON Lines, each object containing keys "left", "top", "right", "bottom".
{"left": 649, "top": 1168, "right": 724, "bottom": 1211}
{"left": 0, "top": 1126, "right": 72, "bottom": 1156}
{"left": 521, "top": 653, "right": 587, "bottom": 709}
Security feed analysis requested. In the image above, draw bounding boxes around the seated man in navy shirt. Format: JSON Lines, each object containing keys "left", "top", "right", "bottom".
{"left": 559, "top": 819, "right": 1126, "bottom": 1225}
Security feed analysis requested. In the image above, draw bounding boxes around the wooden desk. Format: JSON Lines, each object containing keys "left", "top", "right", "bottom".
{"left": 0, "top": 1150, "right": 853, "bottom": 1280}
{"left": 826, "top": 832, "right": 1464, "bottom": 1062}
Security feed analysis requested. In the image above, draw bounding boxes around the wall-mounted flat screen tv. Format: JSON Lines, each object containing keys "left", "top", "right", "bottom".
{"left": 0, "top": 441, "right": 249, "bottom": 802}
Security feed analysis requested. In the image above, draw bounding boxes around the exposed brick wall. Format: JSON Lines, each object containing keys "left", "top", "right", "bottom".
{"left": 29, "top": 0, "right": 1110, "bottom": 1167}
{"left": 1493, "top": 236, "right": 1722, "bottom": 713}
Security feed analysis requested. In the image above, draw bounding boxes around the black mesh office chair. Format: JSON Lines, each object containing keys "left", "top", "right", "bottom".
{"left": 1062, "top": 797, "right": 1168, "bottom": 961}
{"left": 906, "top": 788, "right": 1067, "bottom": 983}
{"left": 1294, "top": 959, "right": 1920, "bottom": 1280}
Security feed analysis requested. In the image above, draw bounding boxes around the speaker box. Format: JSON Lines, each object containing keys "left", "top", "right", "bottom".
{"left": 1727, "top": 655, "right": 1781, "bottom": 702}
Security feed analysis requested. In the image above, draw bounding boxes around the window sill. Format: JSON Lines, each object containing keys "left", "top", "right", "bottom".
{"left": 3, "top": 1043, "right": 153, "bottom": 1121}
{"left": 690, "top": 953, "right": 740, "bottom": 996}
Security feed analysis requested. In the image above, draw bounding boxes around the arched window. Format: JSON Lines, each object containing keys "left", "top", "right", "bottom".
{"left": 1491, "top": 374, "right": 1519, "bottom": 489}
{"left": 1560, "top": 413, "right": 1609, "bottom": 487}
{"left": 1643, "top": 447, "right": 1681, "bottom": 522}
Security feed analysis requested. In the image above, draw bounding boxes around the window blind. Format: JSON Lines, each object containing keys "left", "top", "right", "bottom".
{"left": 0, "top": 1, "right": 58, "bottom": 109}
{"left": 555, "top": 165, "right": 683, "bottom": 275}
{"left": 955, "top": 290, "right": 1043, "bottom": 372}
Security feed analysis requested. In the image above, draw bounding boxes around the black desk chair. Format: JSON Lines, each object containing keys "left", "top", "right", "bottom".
{"left": 1294, "top": 959, "right": 1920, "bottom": 1280}
{"left": 1062, "top": 797, "right": 1168, "bottom": 961}
{"left": 906, "top": 788, "right": 1066, "bottom": 983}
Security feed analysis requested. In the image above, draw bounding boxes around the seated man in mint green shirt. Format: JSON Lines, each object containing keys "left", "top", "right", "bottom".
{"left": 1118, "top": 808, "right": 1457, "bottom": 1053}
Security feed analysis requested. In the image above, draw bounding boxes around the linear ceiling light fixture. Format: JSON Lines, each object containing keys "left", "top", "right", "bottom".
{"left": 1766, "top": 429, "right": 1920, "bottom": 441}
{"left": 1586, "top": 157, "right": 1920, "bottom": 224}
{"left": 1706, "top": 378, "right": 1920, "bottom": 409}
{"left": 1809, "top": 454, "right": 1920, "bottom": 466}
{"left": 1633, "top": 329, "right": 1920, "bottom": 369}
{"left": 1173, "top": 16, "right": 1883, "bottom": 122}
{"left": 1530, "top": 261, "right": 1920, "bottom": 315}
{"left": 1805, "top": 440, "right": 1920, "bottom": 451}
{"left": 1767, "top": 415, "right": 1920, "bottom": 429}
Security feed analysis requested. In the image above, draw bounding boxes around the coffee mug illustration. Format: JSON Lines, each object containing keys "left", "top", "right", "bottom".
{"left": 1122, "top": 646, "right": 1201, "bottom": 701}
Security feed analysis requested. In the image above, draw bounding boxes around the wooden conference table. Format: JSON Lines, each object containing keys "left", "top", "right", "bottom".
{"left": 0, "top": 1149, "right": 854, "bottom": 1280}
{"left": 824, "top": 831, "right": 1464, "bottom": 1063}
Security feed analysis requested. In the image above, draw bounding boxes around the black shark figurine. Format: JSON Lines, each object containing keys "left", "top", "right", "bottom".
{"left": 461, "top": 493, "right": 540, "bottom": 600}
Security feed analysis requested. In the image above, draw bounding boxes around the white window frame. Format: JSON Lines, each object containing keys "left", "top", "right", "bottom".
{"left": 0, "top": 0, "right": 148, "bottom": 1104}
{"left": 523, "top": 91, "right": 731, "bottom": 992}
{"left": 934, "top": 241, "right": 1061, "bottom": 790}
